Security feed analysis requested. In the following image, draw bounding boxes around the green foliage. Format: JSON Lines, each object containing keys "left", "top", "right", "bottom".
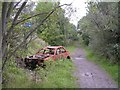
{"left": 35, "top": 2, "right": 78, "bottom": 46}
{"left": 3, "top": 61, "right": 30, "bottom": 88}
{"left": 81, "top": 33, "right": 90, "bottom": 46}
{"left": 27, "top": 38, "right": 47, "bottom": 55}
{"left": 77, "top": 2, "right": 119, "bottom": 63}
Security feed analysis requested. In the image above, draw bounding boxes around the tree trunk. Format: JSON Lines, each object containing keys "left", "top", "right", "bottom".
{"left": 0, "top": 7, "right": 2, "bottom": 86}
{"left": 2, "top": 2, "right": 8, "bottom": 70}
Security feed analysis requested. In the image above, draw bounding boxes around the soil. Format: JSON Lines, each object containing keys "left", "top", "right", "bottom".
{"left": 71, "top": 48, "right": 118, "bottom": 88}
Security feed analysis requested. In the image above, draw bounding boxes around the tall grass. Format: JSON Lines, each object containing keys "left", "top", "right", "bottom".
{"left": 31, "top": 59, "right": 78, "bottom": 88}
{"left": 2, "top": 38, "right": 46, "bottom": 88}
{"left": 3, "top": 61, "right": 31, "bottom": 88}
{"left": 3, "top": 42, "right": 78, "bottom": 88}
{"left": 3, "top": 59, "right": 78, "bottom": 88}
{"left": 84, "top": 47, "right": 119, "bottom": 86}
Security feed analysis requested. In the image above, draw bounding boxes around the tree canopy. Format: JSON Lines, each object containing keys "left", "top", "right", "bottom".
{"left": 77, "top": 2, "right": 119, "bottom": 63}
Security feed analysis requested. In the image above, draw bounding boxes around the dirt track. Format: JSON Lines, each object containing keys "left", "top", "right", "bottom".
{"left": 71, "top": 48, "right": 118, "bottom": 88}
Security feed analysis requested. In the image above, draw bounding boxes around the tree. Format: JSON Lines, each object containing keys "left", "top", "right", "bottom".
{"left": 0, "top": 1, "right": 72, "bottom": 70}
{"left": 35, "top": 2, "right": 76, "bottom": 46}
{"left": 77, "top": 2, "right": 119, "bottom": 63}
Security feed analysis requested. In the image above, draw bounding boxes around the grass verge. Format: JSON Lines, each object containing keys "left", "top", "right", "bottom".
{"left": 66, "top": 46, "right": 76, "bottom": 53}
{"left": 3, "top": 45, "right": 78, "bottom": 88}
{"left": 2, "top": 61, "right": 31, "bottom": 88}
{"left": 3, "top": 59, "right": 78, "bottom": 88}
{"left": 84, "top": 47, "right": 119, "bottom": 86}
{"left": 33, "top": 59, "right": 78, "bottom": 88}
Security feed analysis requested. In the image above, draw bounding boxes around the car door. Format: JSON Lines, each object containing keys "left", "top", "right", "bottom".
{"left": 59, "top": 47, "right": 68, "bottom": 59}
{"left": 55, "top": 48, "right": 61, "bottom": 60}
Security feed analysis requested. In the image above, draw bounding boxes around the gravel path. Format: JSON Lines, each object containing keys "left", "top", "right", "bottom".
{"left": 71, "top": 48, "right": 118, "bottom": 88}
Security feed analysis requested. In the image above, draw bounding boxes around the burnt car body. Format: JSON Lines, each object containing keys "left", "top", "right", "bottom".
{"left": 24, "top": 46, "right": 70, "bottom": 69}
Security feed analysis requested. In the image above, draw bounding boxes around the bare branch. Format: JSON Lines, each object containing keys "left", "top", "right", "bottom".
{"left": 15, "top": 3, "right": 72, "bottom": 25}
{"left": 13, "top": 0, "right": 22, "bottom": 10}
{"left": 15, "top": 12, "right": 48, "bottom": 25}
{"left": 12, "top": 0, "right": 28, "bottom": 24}
{"left": 6, "top": 2, "right": 14, "bottom": 21}
{"left": 5, "top": 0, "right": 28, "bottom": 43}
{"left": 2, "top": 3, "right": 72, "bottom": 70}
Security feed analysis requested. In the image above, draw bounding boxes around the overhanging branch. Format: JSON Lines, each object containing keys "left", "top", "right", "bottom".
{"left": 15, "top": 12, "right": 48, "bottom": 25}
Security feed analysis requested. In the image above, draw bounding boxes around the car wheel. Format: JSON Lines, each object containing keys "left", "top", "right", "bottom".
{"left": 67, "top": 56, "right": 71, "bottom": 59}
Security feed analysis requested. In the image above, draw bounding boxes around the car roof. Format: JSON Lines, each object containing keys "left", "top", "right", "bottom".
{"left": 46, "top": 46, "right": 63, "bottom": 49}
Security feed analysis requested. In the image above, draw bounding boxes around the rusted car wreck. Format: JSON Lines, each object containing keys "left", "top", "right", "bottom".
{"left": 23, "top": 46, "right": 71, "bottom": 70}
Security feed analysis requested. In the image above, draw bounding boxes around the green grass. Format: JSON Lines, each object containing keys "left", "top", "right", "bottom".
{"left": 3, "top": 61, "right": 31, "bottom": 88}
{"left": 65, "top": 46, "right": 76, "bottom": 52}
{"left": 3, "top": 59, "right": 78, "bottom": 88}
{"left": 84, "top": 47, "right": 119, "bottom": 86}
{"left": 36, "top": 46, "right": 77, "bottom": 88}
{"left": 3, "top": 44, "right": 78, "bottom": 88}
{"left": 32, "top": 59, "right": 78, "bottom": 88}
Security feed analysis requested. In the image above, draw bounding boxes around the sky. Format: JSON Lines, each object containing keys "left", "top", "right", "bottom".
{"left": 60, "top": 0, "right": 88, "bottom": 27}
